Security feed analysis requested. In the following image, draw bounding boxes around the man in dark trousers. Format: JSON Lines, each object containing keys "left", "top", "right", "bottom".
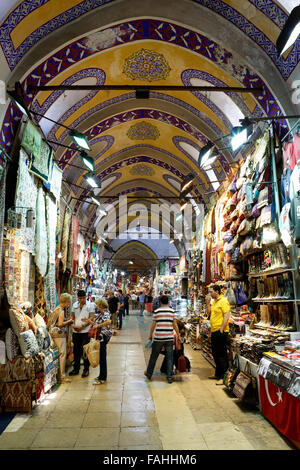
{"left": 124, "top": 293, "right": 130, "bottom": 316}
{"left": 69, "top": 290, "right": 96, "bottom": 378}
{"left": 117, "top": 290, "right": 125, "bottom": 329}
{"left": 108, "top": 291, "right": 119, "bottom": 332}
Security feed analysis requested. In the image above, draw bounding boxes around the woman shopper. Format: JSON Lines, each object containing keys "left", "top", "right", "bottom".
{"left": 92, "top": 298, "right": 112, "bottom": 385}
{"left": 49, "top": 293, "right": 73, "bottom": 383}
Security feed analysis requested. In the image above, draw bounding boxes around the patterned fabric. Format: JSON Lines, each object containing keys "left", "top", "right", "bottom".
{"left": 15, "top": 149, "right": 38, "bottom": 254}
{"left": 61, "top": 207, "right": 72, "bottom": 272}
{"left": 34, "top": 269, "right": 47, "bottom": 317}
{"left": 34, "top": 313, "right": 46, "bottom": 329}
{"left": 46, "top": 194, "right": 57, "bottom": 266}
{"left": 29, "top": 139, "right": 53, "bottom": 183}
{"left": 19, "top": 330, "right": 40, "bottom": 358}
{"left": 43, "top": 349, "right": 59, "bottom": 393}
{"left": 66, "top": 214, "right": 73, "bottom": 271}
{"left": 5, "top": 328, "right": 20, "bottom": 361}
{"left": 9, "top": 308, "right": 29, "bottom": 336}
{"left": 0, "top": 356, "right": 33, "bottom": 382}
{"left": 1, "top": 380, "right": 32, "bottom": 412}
{"left": 44, "top": 264, "right": 58, "bottom": 312}
{"left": 21, "top": 120, "right": 42, "bottom": 159}
{"left": 50, "top": 162, "right": 63, "bottom": 200}
{"left": 0, "top": 166, "right": 6, "bottom": 290}
{"left": 36, "top": 327, "right": 51, "bottom": 352}
{"left": 72, "top": 215, "right": 79, "bottom": 275}
{"left": 35, "top": 185, "right": 48, "bottom": 276}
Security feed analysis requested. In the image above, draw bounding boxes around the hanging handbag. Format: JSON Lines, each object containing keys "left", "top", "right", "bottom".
{"left": 235, "top": 282, "right": 248, "bottom": 305}
{"left": 223, "top": 355, "right": 240, "bottom": 391}
{"left": 233, "top": 362, "right": 258, "bottom": 405}
{"left": 83, "top": 339, "right": 100, "bottom": 368}
{"left": 224, "top": 282, "right": 236, "bottom": 305}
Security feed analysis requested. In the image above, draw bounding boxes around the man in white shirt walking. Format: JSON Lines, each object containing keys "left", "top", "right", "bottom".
{"left": 69, "top": 290, "right": 96, "bottom": 378}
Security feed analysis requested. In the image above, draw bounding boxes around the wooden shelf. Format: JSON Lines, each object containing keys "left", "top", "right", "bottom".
{"left": 248, "top": 267, "right": 295, "bottom": 278}
{"left": 252, "top": 298, "right": 299, "bottom": 303}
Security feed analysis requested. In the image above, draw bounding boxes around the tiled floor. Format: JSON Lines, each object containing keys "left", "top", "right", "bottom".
{"left": 0, "top": 313, "right": 295, "bottom": 450}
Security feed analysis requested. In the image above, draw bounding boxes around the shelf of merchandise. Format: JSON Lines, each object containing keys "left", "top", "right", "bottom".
{"left": 252, "top": 324, "right": 295, "bottom": 333}
{"left": 248, "top": 267, "right": 296, "bottom": 278}
{"left": 253, "top": 298, "right": 300, "bottom": 303}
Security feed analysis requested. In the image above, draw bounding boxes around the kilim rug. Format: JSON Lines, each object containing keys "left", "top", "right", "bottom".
{"left": 61, "top": 207, "right": 72, "bottom": 272}
{"left": 34, "top": 268, "right": 47, "bottom": 318}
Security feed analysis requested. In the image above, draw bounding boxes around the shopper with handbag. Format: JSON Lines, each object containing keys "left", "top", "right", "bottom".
{"left": 48, "top": 293, "right": 73, "bottom": 383}
{"left": 92, "top": 298, "right": 112, "bottom": 385}
{"left": 206, "top": 285, "right": 231, "bottom": 385}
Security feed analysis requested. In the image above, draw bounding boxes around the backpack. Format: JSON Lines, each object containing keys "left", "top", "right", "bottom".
{"left": 178, "top": 355, "right": 191, "bottom": 373}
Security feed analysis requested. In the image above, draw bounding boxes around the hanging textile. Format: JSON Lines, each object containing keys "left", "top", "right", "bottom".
{"left": 72, "top": 216, "right": 79, "bottom": 276}
{"left": 34, "top": 268, "right": 47, "bottom": 318}
{"left": 66, "top": 215, "right": 73, "bottom": 272}
{"left": 34, "top": 185, "right": 48, "bottom": 277}
{"left": 46, "top": 194, "right": 57, "bottom": 266}
{"left": 29, "top": 139, "right": 53, "bottom": 183}
{"left": 21, "top": 120, "right": 42, "bottom": 158}
{"left": 15, "top": 149, "right": 38, "bottom": 254}
{"left": 44, "top": 264, "right": 58, "bottom": 312}
{"left": 49, "top": 162, "right": 63, "bottom": 200}
{"left": 61, "top": 207, "right": 72, "bottom": 272}
{"left": 0, "top": 165, "right": 6, "bottom": 291}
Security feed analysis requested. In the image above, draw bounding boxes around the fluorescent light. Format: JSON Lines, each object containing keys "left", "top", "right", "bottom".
{"left": 70, "top": 130, "right": 90, "bottom": 150}
{"left": 129, "top": 260, "right": 134, "bottom": 264}
{"left": 84, "top": 173, "right": 99, "bottom": 188}
{"left": 91, "top": 196, "right": 100, "bottom": 206}
{"left": 198, "top": 142, "right": 214, "bottom": 168}
{"left": 181, "top": 174, "right": 194, "bottom": 192}
{"left": 180, "top": 201, "right": 187, "bottom": 212}
{"left": 80, "top": 151, "right": 94, "bottom": 171}
{"left": 231, "top": 127, "right": 248, "bottom": 151}
{"left": 276, "top": 6, "right": 300, "bottom": 56}
{"left": 98, "top": 207, "right": 107, "bottom": 217}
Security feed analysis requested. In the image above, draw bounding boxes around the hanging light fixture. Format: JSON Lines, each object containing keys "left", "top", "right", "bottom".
{"left": 181, "top": 174, "right": 194, "bottom": 193}
{"left": 180, "top": 200, "right": 187, "bottom": 212}
{"left": 7, "top": 82, "right": 32, "bottom": 119}
{"left": 70, "top": 129, "right": 91, "bottom": 151}
{"left": 80, "top": 151, "right": 94, "bottom": 171}
{"left": 83, "top": 173, "right": 99, "bottom": 188}
{"left": 230, "top": 117, "right": 253, "bottom": 151}
{"left": 276, "top": 6, "right": 300, "bottom": 56}
{"left": 198, "top": 142, "right": 219, "bottom": 168}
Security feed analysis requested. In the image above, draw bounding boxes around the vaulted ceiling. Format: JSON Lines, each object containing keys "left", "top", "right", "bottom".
{"left": 0, "top": 0, "right": 299, "bottom": 266}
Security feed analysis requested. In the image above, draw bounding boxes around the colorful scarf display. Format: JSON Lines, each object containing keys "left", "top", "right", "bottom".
{"left": 61, "top": 207, "right": 72, "bottom": 272}
{"left": 46, "top": 194, "right": 57, "bottom": 266}
{"left": 72, "top": 215, "right": 79, "bottom": 276}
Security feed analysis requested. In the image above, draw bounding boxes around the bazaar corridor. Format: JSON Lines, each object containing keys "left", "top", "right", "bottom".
{"left": 0, "top": 314, "right": 294, "bottom": 451}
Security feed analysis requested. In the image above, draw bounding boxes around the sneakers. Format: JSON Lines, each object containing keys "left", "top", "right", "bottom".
{"left": 93, "top": 378, "right": 106, "bottom": 385}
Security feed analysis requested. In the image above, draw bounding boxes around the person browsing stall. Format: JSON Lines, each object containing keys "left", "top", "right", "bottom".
{"left": 92, "top": 298, "right": 112, "bottom": 385}
{"left": 69, "top": 289, "right": 96, "bottom": 378}
{"left": 205, "top": 285, "right": 230, "bottom": 384}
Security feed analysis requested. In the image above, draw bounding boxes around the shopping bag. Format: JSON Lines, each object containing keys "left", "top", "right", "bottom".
{"left": 83, "top": 339, "right": 100, "bottom": 368}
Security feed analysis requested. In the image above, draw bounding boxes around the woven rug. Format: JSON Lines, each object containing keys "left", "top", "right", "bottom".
{"left": 46, "top": 194, "right": 57, "bottom": 266}
{"left": 50, "top": 162, "right": 63, "bottom": 201}
{"left": 72, "top": 215, "right": 79, "bottom": 275}
{"left": 34, "top": 268, "right": 47, "bottom": 318}
{"left": 61, "top": 207, "right": 72, "bottom": 272}
{"left": 34, "top": 185, "right": 48, "bottom": 277}
{"left": 44, "top": 264, "right": 58, "bottom": 312}
{"left": 15, "top": 149, "right": 37, "bottom": 254}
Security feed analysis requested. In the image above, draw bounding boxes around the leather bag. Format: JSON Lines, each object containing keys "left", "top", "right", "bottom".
{"left": 233, "top": 362, "right": 258, "bottom": 405}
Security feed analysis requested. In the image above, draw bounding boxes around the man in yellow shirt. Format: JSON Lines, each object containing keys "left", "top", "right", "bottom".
{"left": 205, "top": 285, "right": 230, "bottom": 384}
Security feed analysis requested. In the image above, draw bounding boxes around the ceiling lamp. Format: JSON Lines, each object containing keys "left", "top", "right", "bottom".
{"left": 198, "top": 142, "right": 219, "bottom": 168}
{"left": 7, "top": 82, "right": 32, "bottom": 119}
{"left": 230, "top": 118, "right": 253, "bottom": 151}
{"left": 276, "top": 6, "right": 300, "bottom": 56}
{"left": 129, "top": 260, "right": 134, "bottom": 265}
{"left": 70, "top": 129, "right": 90, "bottom": 150}
{"left": 80, "top": 151, "right": 94, "bottom": 171}
{"left": 83, "top": 173, "right": 99, "bottom": 188}
{"left": 181, "top": 174, "right": 194, "bottom": 193}
{"left": 180, "top": 200, "right": 187, "bottom": 212}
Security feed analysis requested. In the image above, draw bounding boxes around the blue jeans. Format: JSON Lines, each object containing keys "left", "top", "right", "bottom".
{"left": 140, "top": 303, "right": 144, "bottom": 315}
{"left": 146, "top": 341, "right": 174, "bottom": 381}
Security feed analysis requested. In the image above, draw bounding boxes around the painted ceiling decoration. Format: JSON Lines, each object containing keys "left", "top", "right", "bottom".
{"left": 123, "top": 48, "right": 171, "bottom": 81}
{"left": 0, "top": 1, "right": 299, "bottom": 245}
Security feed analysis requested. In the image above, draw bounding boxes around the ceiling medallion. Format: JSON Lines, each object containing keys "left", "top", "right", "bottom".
{"left": 123, "top": 48, "right": 171, "bottom": 81}
{"left": 129, "top": 164, "right": 155, "bottom": 176}
{"left": 127, "top": 121, "right": 160, "bottom": 140}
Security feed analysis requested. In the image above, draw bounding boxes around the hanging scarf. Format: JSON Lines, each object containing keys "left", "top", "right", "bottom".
{"left": 35, "top": 185, "right": 48, "bottom": 277}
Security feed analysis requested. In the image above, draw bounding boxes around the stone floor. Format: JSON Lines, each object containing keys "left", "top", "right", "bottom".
{"left": 0, "top": 313, "right": 296, "bottom": 450}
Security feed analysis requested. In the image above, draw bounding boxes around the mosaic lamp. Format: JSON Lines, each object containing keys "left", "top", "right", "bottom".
{"left": 276, "top": 6, "right": 300, "bottom": 56}
{"left": 70, "top": 129, "right": 91, "bottom": 151}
